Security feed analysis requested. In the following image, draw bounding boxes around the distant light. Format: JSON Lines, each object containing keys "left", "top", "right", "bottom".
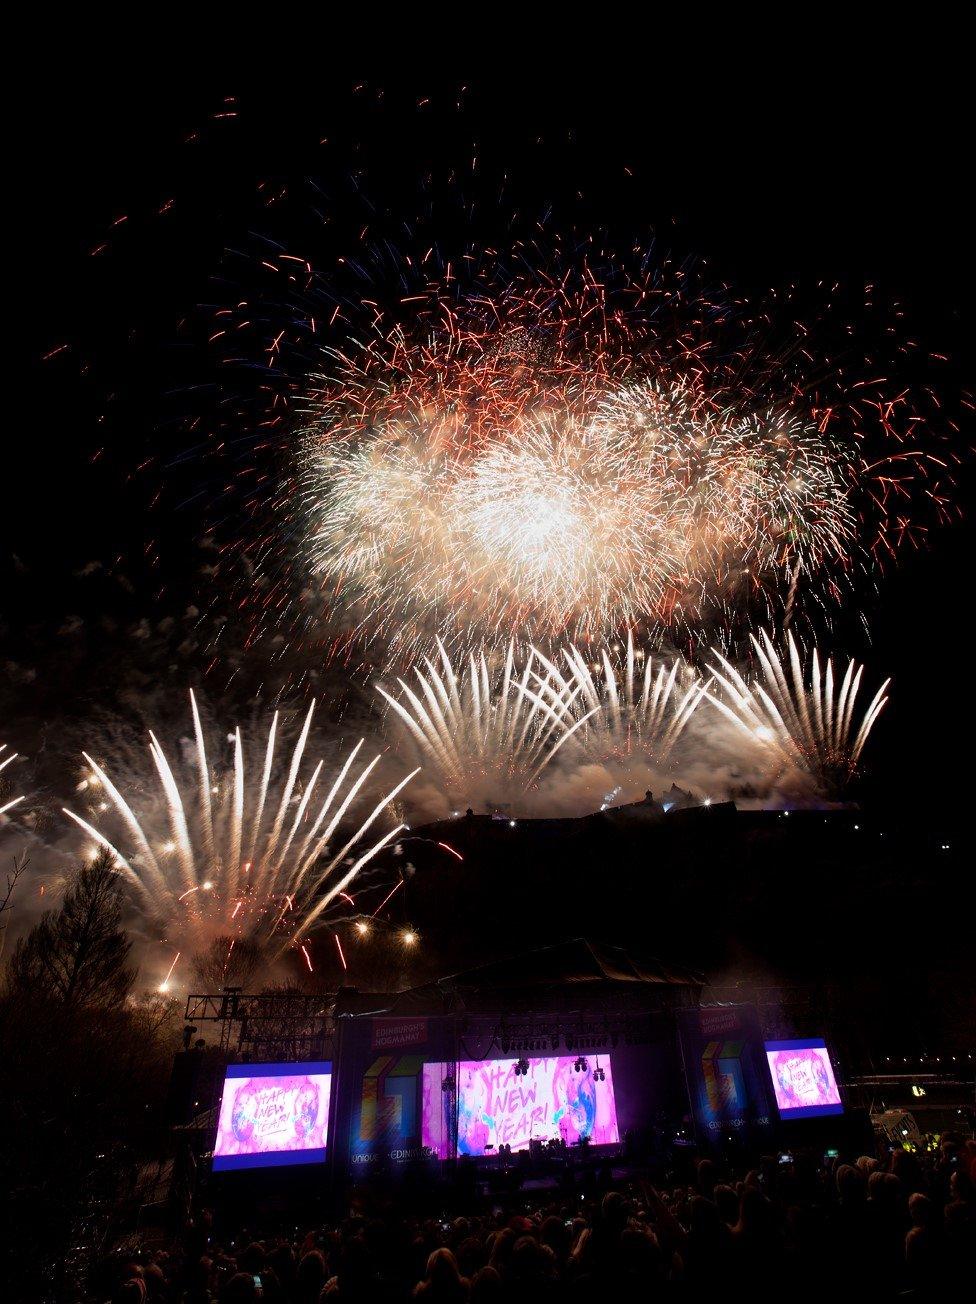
{"left": 402, "top": 930, "right": 417, "bottom": 946}
{"left": 509, "top": 820, "right": 516, "bottom": 828}
{"left": 703, "top": 798, "right": 712, "bottom": 807}
{"left": 160, "top": 840, "right": 176, "bottom": 854}
{"left": 202, "top": 880, "right": 213, "bottom": 891}
{"left": 355, "top": 921, "right": 369, "bottom": 935}
{"left": 158, "top": 982, "right": 170, "bottom": 994}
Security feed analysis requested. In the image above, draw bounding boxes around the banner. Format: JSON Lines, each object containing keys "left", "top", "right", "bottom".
{"left": 677, "top": 1005, "right": 772, "bottom": 1141}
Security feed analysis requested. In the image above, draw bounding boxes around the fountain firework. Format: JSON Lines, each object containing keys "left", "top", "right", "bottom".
{"left": 377, "top": 640, "right": 597, "bottom": 803}
{"left": 534, "top": 634, "right": 709, "bottom": 768}
{"left": 61, "top": 693, "right": 418, "bottom": 977}
{"left": 706, "top": 630, "right": 890, "bottom": 792}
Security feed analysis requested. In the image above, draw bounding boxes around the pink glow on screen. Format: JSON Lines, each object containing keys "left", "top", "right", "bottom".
{"left": 214, "top": 1072, "right": 331, "bottom": 1159}
{"left": 766, "top": 1045, "right": 841, "bottom": 1114}
{"left": 422, "top": 1056, "right": 619, "bottom": 1158}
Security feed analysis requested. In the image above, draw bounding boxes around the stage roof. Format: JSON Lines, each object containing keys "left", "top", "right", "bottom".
{"left": 335, "top": 938, "right": 702, "bottom": 1020}
{"left": 437, "top": 938, "right": 702, "bottom": 991}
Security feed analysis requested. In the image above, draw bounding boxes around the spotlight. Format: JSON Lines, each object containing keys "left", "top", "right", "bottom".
{"left": 573, "top": 1056, "right": 588, "bottom": 1074}
{"left": 402, "top": 929, "right": 417, "bottom": 946}
{"left": 355, "top": 920, "right": 369, "bottom": 935}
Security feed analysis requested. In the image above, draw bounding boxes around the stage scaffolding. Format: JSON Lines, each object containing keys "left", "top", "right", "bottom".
{"left": 184, "top": 987, "right": 335, "bottom": 1059}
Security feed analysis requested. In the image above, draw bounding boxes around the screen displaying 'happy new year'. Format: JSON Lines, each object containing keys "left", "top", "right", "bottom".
{"left": 421, "top": 1055, "right": 619, "bottom": 1157}
{"left": 212, "top": 1062, "right": 332, "bottom": 1170}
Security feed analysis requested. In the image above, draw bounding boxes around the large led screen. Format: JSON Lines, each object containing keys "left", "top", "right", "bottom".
{"left": 213, "top": 1062, "right": 332, "bottom": 1170}
{"left": 422, "top": 1055, "right": 619, "bottom": 1158}
{"left": 765, "top": 1039, "right": 843, "bottom": 1119}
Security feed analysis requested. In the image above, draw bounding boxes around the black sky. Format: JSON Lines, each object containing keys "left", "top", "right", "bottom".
{"left": 5, "top": 61, "right": 974, "bottom": 807}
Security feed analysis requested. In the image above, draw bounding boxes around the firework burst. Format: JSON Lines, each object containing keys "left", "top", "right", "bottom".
{"left": 184, "top": 204, "right": 962, "bottom": 674}
{"left": 377, "top": 640, "right": 597, "bottom": 802}
{"left": 300, "top": 364, "right": 858, "bottom": 653}
{"left": 706, "top": 630, "right": 890, "bottom": 792}
{"left": 61, "top": 693, "right": 418, "bottom": 974}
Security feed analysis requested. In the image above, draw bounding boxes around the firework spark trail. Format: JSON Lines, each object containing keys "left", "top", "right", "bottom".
{"left": 705, "top": 630, "right": 890, "bottom": 790}
{"left": 160, "top": 952, "right": 181, "bottom": 990}
{"left": 531, "top": 633, "right": 709, "bottom": 766}
{"left": 61, "top": 695, "right": 419, "bottom": 960}
{"left": 0, "top": 745, "right": 25, "bottom": 817}
{"left": 377, "top": 640, "right": 598, "bottom": 797}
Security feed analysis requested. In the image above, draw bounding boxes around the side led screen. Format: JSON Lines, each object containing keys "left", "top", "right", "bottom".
{"left": 213, "top": 1062, "right": 332, "bottom": 1171}
{"left": 765, "top": 1039, "right": 843, "bottom": 1118}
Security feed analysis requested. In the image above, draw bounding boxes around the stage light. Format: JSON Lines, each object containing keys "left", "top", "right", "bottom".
{"left": 355, "top": 920, "right": 369, "bottom": 935}
{"left": 202, "top": 880, "right": 213, "bottom": 891}
{"left": 515, "top": 1057, "right": 529, "bottom": 1076}
{"left": 573, "top": 1056, "right": 588, "bottom": 1073}
{"left": 402, "top": 929, "right": 417, "bottom": 946}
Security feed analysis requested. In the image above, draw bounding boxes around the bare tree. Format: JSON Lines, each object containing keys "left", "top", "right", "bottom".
{"left": 190, "top": 935, "right": 264, "bottom": 990}
{"left": 6, "top": 851, "right": 133, "bottom": 1007}
{"left": 0, "top": 852, "right": 29, "bottom": 963}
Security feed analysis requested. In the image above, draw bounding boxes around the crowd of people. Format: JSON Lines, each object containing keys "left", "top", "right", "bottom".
{"left": 99, "top": 1134, "right": 975, "bottom": 1303}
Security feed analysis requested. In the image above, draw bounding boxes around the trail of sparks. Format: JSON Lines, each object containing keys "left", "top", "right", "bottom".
{"left": 0, "top": 745, "right": 24, "bottom": 817}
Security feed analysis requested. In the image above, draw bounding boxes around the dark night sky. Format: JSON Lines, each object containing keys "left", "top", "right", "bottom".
{"left": 4, "top": 59, "right": 974, "bottom": 809}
